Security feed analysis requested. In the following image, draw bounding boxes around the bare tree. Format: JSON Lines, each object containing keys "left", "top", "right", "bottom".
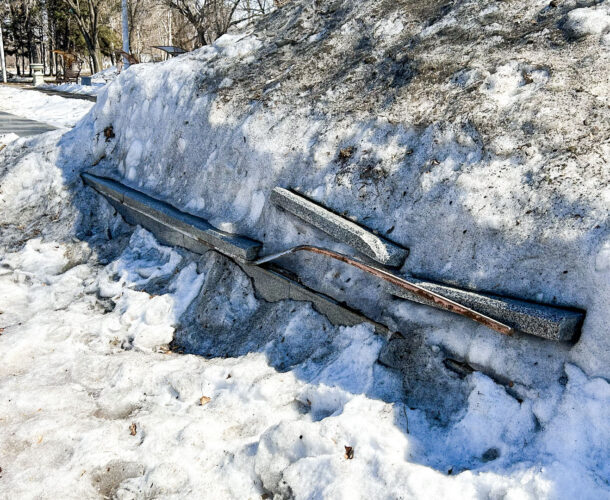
{"left": 164, "top": 0, "right": 267, "bottom": 47}
{"left": 58, "top": 0, "right": 108, "bottom": 72}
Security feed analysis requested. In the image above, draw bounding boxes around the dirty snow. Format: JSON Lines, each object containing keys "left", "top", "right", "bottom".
{"left": 0, "top": 0, "right": 609, "bottom": 498}
{"left": 563, "top": 4, "right": 610, "bottom": 39}
{"left": 0, "top": 139, "right": 608, "bottom": 497}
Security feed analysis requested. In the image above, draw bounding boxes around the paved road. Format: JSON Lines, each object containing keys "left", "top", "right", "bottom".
{"left": 0, "top": 111, "right": 57, "bottom": 137}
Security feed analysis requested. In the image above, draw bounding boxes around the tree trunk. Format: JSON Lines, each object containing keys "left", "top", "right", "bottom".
{"left": 82, "top": 31, "right": 101, "bottom": 74}
{"left": 122, "top": 0, "right": 130, "bottom": 68}
{"left": 197, "top": 27, "right": 208, "bottom": 46}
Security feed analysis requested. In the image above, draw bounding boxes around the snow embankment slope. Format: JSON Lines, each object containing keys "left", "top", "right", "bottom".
{"left": 0, "top": 129, "right": 608, "bottom": 498}
{"left": 82, "top": 0, "right": 609, "bottom": 382}
{"left": 0, "top": 0, "right": 609, "bottom": 497}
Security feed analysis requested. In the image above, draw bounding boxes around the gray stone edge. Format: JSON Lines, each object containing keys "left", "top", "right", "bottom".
{"left": 271, "top": 187, "right": 409, "bottom": 267}
{"left": 239, "top": 262, "right": 392, "bottom": 339}
{"left": 82, "top": 172, "right": 261, "bottom": 261}
{"left": 387, "top": 277, "right": 584, "bottom": 342}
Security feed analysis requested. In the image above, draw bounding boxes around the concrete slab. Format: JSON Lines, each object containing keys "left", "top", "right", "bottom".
{"left": 271, "top": 187, "right": 409, "bottom": 267}
{"left": 82, "top": 172, "right": 261, "bottom": 261}
{"left": 0, "top": 111, "right": 56, "bottom": 137}
{"left": 84, "top": 173, "right": 391, "bottom": 336}
{"left": 239, "top": 262, "right": 392, "bottom": 338}
{"left": 387, "top": 277, "right": 584, "bottom": 342}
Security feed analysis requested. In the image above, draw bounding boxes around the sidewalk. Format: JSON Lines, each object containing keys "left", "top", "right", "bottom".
{"left": 2, "top": 82, "right": 97, "bottom": 102}
{"left": 0, "top": 110, "right": 57, "bottom": 137}
{"left": 24, "top": 86, "right": 97, "bottom": 102}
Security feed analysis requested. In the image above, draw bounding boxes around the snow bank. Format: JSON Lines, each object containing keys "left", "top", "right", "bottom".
{"left": 92, "top": 65, "right": 120, "bottom": 84}
{"left": 41, "top": 82, "right": 105, "bottom": 96}
{"left": 0, "top": 0, "right": 609, "bottom": 497}
{"left": 79, "top": 0, "right": 609, "bottom": 384}
{"left": 40, "top": 66, "right": 119, "bottom": 97}
{"left": 0, "top": 141, "right": 608, "bottom": 497}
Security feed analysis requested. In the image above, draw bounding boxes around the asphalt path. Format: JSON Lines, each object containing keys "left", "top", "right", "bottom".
{"left": 0, "top": 110, "right": 57, "bottom": 137}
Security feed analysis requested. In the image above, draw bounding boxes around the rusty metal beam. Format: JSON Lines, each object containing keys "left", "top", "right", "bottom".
{"left": 254, "top": 245, "right": 515, "bottom": 336}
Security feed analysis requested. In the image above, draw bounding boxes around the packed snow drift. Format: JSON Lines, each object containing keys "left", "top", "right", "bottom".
{"left": 0, "top": 0, "right": 609, "bottom": 498}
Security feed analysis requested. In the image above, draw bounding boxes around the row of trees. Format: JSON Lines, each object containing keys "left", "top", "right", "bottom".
{"left": 0, "top": 0, "right": 276, "bottom": 76}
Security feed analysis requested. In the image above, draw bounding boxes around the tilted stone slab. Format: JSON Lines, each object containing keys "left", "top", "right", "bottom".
{"left": 239, "top": 262, "right": 392, "bottom": 338}
{"left": 386, "top": 277, "right": 584, "bottom": 342}
{"left": 82, "top": 173, "right": 261, "bottom": 261}
{"left": 271, "top": 187, "right": 409, "bottom": 267}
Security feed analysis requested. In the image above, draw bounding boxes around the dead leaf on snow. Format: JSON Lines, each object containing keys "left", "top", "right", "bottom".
{"left": 338, "top": 146, "right": 355, "bottom": 162}
{"left": 129, "top": 423, "right": 137, "bottom": 436}
{"left": 199, "top": 396, "right": 211, "bottom": 406}
{"left": 103, "top": 125, "right": 115, "bottom": 141}
{"left": 344, "top": 446, "right": 354, "bottom": 460}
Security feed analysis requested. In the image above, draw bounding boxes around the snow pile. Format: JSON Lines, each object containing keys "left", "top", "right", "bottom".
{"left": 92, "top": 65, "right": 120, "bottom": 84}
{"left": 0, "top": 86, "right": 94, "bottom": 128}
{"left": 41, "top": 66, "right": 119, "bottom": 97}
{"left": 0, "top": 0, "right": 609, "bottom": 496}
{"left": 79, "top": 0, "right": 609, "bottom": 385}
{"left": 0, "top": 140, "right": 608, "bottom": 497}
{"left": 563, "top": 4, "right": 610, "bottom": 40}
{"left": 42, "top": 81, "right": 105, "bottom": 96}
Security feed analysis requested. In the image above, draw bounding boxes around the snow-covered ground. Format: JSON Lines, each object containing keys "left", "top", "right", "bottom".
{"left": 0, "top": 127, "right": 608, "bottom": 498}
{"left": 41, "top": 66, "right": 120, "bottom": 97}
{"left": 0, "top": 0, "right": 609, "bottom": 498}
{"left": 41, "top": 82, "right": 106, "bottom": 96}
{"left": 0, "top": 86, "right": 94, "bottom": 128}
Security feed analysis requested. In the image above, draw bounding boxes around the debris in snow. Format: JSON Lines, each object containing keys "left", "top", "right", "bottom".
{"left": 199, "top": 396, "right": 211, "bottom": 406}
{"left": 338, "top": 146, "right": 355, "bottom": 161}
{"left": 563, "top": 5, "right": 610, "bottom": 39}
{"left": 344, "top": 446, "right": 354, "bottom": 460}
{"left": 481, "top": 447, "right": 500, "bottom": 462}
{"left": 129, "top": 423, "right": 137, "bottom": 436}
{"left": 104, "top": 125, "right": 115, "bottom": 141}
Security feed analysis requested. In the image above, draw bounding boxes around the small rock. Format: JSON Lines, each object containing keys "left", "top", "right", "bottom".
{"left": 482, "top": 447, "right": 500, "bottom": 462}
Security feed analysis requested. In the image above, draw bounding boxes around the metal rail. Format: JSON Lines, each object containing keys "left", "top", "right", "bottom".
{"left": 254, "top": 245, "right": 515, "bottom": 336}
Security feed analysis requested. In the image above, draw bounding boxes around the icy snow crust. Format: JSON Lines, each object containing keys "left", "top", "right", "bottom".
{"left": 0, "top": 0, "right": 609, "bottom": 497}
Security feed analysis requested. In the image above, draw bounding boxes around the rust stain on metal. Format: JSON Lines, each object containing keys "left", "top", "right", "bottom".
{"left": 255, "top": 246, "right": 515, "bottom": 336}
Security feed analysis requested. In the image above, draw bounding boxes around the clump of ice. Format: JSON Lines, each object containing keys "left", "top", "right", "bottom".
{"left": 480, "top": 61, "right": 549, "bottom": 107}
{"left": 563, "top": 5, "right": 610, "bottom": 39}
{"left": 0, "top": 132, "right": 19, "bottom": 148}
